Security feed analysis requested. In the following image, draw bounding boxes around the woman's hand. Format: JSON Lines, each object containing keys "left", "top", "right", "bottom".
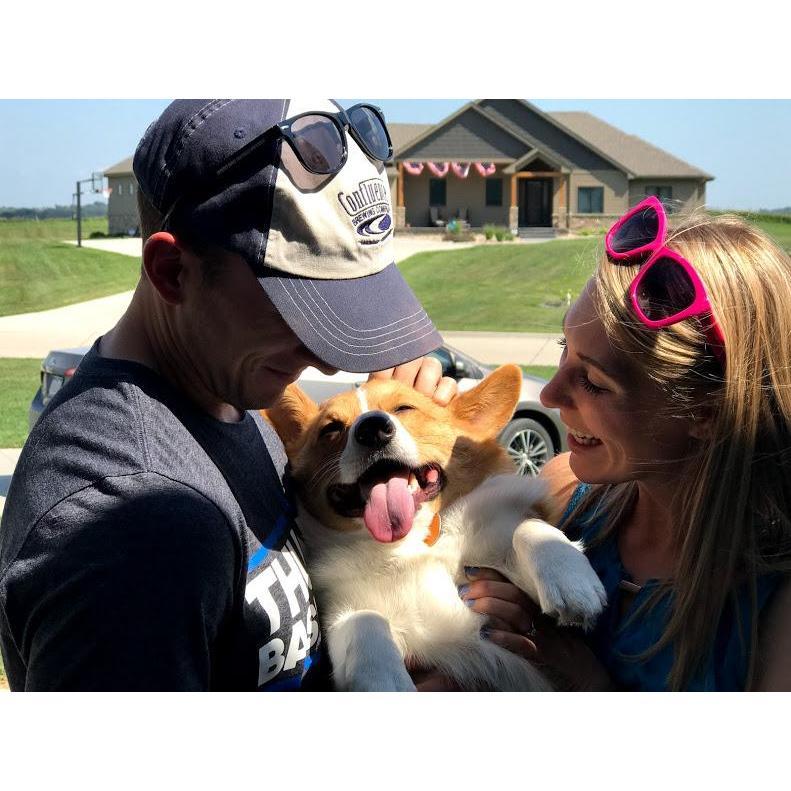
{"left": 460, "top": 567, "right": 614, "bottom": 691}
{"left": 368, "top": 356, "right": 457, "bottom": 406}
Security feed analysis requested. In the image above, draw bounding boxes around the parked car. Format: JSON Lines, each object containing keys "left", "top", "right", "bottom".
{"left": 29, "top": 344, "right": 566, "bottom": 476}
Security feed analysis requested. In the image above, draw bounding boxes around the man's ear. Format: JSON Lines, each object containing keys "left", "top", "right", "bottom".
{"left": 142, "top": 231, "right": 187, "bottom": 305}
{"left": 449, "top": 364, "right": 522, "bottom": 438}
{"left": 262, "top": 384, "right": 319, "bottom": 458}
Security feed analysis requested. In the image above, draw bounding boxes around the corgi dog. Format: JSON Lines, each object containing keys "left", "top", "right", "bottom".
{"left": 265, "top": 364, "right": 606, "bottom": 691}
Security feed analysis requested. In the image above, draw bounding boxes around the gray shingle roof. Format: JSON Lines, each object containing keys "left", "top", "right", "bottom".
{"left": 548, "top": 111, "right": 713, "bottom": 180}
{"left": 389, "top": 123, "right": 433, "bottom": 155}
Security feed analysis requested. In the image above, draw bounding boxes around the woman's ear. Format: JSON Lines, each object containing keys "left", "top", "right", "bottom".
{"left": 142, "top": 232, "right": 186, "bottom": 305}
{"left": 687, "top": 406, "right": 715, "bottom": 440}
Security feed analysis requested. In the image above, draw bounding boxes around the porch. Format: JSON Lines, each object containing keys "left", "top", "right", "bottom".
{"left": 393, "top": 162, "right": 570, "bottom": 231}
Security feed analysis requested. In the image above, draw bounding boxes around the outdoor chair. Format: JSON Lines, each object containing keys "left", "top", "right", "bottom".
{"left": 429, "top": 207, "right": 446, "bottom": 227}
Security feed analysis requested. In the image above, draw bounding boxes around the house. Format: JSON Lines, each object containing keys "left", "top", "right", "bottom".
{"left": 104, "top": 99, "right": 712, "bottom": 236}
{"left": 103, "top": 156, "right": 138, "bottom": 235}
{"left": 389, "top": 99, "right": 713, "bottom": 233}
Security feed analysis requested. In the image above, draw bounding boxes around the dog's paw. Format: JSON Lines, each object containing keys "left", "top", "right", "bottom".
{"left": 532, "top": 542, "right": 607, "bottom": 630}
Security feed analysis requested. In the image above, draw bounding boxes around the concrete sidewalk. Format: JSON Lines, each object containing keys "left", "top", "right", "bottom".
{"left": 442, "top": 330, "right": 562, "bottom": 367}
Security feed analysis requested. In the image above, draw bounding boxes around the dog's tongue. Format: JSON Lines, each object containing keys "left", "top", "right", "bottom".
{"left": 363, "top": 474, "right": 415, "bottom": 543}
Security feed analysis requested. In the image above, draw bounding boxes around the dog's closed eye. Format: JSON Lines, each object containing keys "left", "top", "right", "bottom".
{"left": 319, "top": 419, "right": 346, "bottom": 440}
{"left": 393, "top": 405, "right": 415, "bottom": 414}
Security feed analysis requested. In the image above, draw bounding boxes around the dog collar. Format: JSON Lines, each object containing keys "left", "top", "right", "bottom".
{"left": 424, "top": 514, "right": 441, "bottom": 547}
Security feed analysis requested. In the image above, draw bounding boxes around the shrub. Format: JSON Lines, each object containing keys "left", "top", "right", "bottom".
{"left": 483, "top": 224, "right": 496, "bottom": 240}
{"left": 494, "top": 227, "right": 512, "bottom": 242}
{"left": 89, "top": 231, "right": 107, "bottom": 239}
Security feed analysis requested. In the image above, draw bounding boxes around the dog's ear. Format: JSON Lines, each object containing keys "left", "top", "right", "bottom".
{"left": 449, "top": 364, "right": 522, "bottom": 437}
{"left": 262, "top": 384, "right": 318, "bottom": 457}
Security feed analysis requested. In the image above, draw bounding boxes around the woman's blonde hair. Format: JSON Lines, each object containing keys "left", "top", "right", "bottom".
{"left": 566, "top": 211, "right": 791, "bottom": 690}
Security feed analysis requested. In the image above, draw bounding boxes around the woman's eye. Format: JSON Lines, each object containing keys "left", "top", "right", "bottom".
{"left": 319, "top": 420, "right": 345, "bottom": 438}
{"left": 578, "top": 372, "right": 607, "bottom": 395}
{"left": 393, "top": 404, "right": 414, "bottom": 414}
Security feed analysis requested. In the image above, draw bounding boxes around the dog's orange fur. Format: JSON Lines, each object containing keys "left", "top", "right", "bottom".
{"left": 264, "top": 365, "right": 523, "bottom": 535}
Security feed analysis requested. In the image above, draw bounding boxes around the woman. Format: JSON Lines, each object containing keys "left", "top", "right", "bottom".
{"left": 525, "top": 199, "right": 791, "bottom": 691}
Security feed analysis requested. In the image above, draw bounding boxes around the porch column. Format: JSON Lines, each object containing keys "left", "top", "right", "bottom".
{"left": 509, "top": 174, "right": 518, "bottom": 231}
{"left": 395, "top": 162, "right": 406, "bottom": 229}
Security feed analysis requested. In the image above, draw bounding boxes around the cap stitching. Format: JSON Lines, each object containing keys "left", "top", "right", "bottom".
{"left": 306, "top": 279, "right": 426, "bottom": 332}
{"left": 277, "top": 279, "right": 435, "bottom": 350}
{"left": 256, "top": 100, "right": 287, "bottom": 270}
{"left": 155, "top": 99, "right": 234, "bottom": 206}
{"left": 289, "top": 279, "right": 431, "bottom": 340}
{"left": 154, "top": 99, "right": 223, "bottom": 201}
{"left": 279, "top": 279, "right": 439, "bottom": 356}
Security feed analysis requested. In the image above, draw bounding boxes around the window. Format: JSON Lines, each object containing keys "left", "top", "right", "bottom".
{"left": 578, "top": 186, "right": 603, "bottom": 213}
{"left": 117, "top": 183, "right": 124, "bottom": 196}
{"left": 645, "top": 185, "right": 673, "bottom": 206}
{"left": 129, "top": 182, "right": 135, "bottom": 196}
{"left": 485, "top": 178, "right": 503, "bottom": 207}
{"left": 429, "top": 178, "right": 446, "bottom": 207}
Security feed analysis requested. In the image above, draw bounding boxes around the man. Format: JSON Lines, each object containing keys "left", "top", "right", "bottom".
{"left": 0, "top": 100, "right": 457, "bottom": 691}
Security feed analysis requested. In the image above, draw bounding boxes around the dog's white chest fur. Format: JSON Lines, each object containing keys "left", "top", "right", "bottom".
{"left": 298, "top": 475, "right": 607, "bottom": 692}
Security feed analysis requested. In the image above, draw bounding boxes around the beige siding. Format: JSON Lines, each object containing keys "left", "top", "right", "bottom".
{"left": 628, "top": 179, "right": 707, "bottom": 213}
{"left": 107, "top": 175, "right": 140, "bottom": 235}
{"left": 402, "top": 166, "right": 510, "bottom": 228}
{"left": 569, "top": 170, "right": 629, "bottom": 215}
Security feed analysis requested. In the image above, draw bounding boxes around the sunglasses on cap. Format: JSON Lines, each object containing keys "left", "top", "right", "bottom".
{"left": 160, "top": 103, "right": 393, "bottom": 230}
{"left": 605, "top": 196, "right": 726, "bottom": 369}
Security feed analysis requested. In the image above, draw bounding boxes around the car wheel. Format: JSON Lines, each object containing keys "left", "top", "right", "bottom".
{"left": 499, "top": 418, "right": 554, "bottom": 477}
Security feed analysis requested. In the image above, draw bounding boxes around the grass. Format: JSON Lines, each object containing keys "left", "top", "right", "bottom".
{"left": 750, "top": 217, "right": 791, "bottom": 252}
{"left": 0, "top": 216, "right": 107, "bottom": 241}
{"left": 0, "top": 358, "right": 40, "bottom": 447}
{"left": 521, "top": 365, "right": 558, "bottom": 380}
{"left": 400, "top": 238, "right": 599, "bottom": 334}
{"left": 0, "top": 218, "right": 140, "bottom": 317}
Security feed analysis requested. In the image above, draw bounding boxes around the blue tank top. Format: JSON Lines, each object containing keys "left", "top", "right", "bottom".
{"left": 562, "top": 484, "right": 781, "bottom": 691}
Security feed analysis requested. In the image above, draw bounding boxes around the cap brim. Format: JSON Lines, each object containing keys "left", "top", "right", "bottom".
{"left": 258, "top": 263, "right": 443, "bottom": 373}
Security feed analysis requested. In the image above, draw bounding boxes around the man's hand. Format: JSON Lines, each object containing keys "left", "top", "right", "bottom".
{"left": 368, "top": 356, "right": 457, "bottom": 405}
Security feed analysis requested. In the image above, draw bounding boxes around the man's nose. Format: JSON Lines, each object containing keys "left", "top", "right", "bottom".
{"left": 354, "top": 412, "right": 395, "bottom": 448}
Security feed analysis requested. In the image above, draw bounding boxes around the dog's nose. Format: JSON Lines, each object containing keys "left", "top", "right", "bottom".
{"left": 354, "top": 412, "right": 395, "bottom": 448}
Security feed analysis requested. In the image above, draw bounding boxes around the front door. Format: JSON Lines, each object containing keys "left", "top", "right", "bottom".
{"left": 518, "top": 178, "right": 553, "bottom": 227}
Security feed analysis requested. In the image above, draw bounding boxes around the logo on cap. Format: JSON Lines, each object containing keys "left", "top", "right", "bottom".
{"left": 337, "top": 178, "right": 393, "bottom": 246}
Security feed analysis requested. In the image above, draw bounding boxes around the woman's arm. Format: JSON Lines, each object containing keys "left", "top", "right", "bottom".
{"left": 753, "top": 577, "right": 791, "bottom": 691}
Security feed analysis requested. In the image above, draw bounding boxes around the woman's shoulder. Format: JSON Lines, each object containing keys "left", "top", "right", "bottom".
{"left": 538, "top": 452, "right": 584, "bottom": 527}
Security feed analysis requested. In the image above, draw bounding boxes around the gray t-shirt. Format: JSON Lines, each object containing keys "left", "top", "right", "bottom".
{"left": 0, "top": 341, "right": 326, "bottom": 691}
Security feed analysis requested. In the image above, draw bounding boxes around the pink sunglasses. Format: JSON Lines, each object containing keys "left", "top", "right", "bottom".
{"left": 605, "top": 196, "right": 726, "bottom": 368}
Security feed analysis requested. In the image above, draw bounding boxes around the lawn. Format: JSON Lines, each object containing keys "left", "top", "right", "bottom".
{"left": 400, "top": 238, "right": 600, "bottom": 333}
{"left": 521, "top": 365, "right": 558, "bottom": 380}
{"left": 0, "top": 216, "right": 107, "bottom": 241}
{"left": 0, "top": 358, "right": 41, "bottom": 447}
{"left": 749, "top": 217, "right": 791, "bottom": 252}
{"left": 0, "top": 218, "right": 140, "bottom": 316}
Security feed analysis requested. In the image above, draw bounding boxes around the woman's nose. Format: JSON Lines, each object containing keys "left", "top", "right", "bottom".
{"left": 540, "top": 368, "right": 570, "bottom": 410}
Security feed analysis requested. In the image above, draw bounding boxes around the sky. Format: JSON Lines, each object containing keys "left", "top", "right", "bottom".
{"left": 1, "top": 99, "right": 790, "bottom": 211}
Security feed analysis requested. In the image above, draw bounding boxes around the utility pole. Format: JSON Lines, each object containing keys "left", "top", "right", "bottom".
{"left": 74, "top": 172, "right": 105, "bottom": 247}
